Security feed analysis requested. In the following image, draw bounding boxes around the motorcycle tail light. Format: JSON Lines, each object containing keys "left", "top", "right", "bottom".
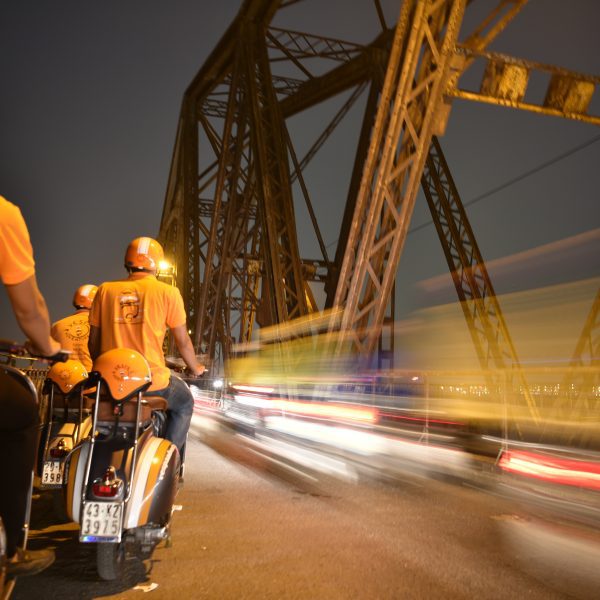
{"left": 92, "top": 483, "right": 120, "bottom": 497}
{"left": 50, "top": 439, "right": 69, "bottom": 458}
{"left": 92, "top": 466, "right": 122, "bottom": 498}
{"left": 50, "top": 447, "right": 69, "bottom": 458}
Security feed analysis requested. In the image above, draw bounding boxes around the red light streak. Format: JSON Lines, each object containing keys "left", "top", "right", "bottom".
{"left": 499, "top": 450, "right": 600, "bottom": 491}
{"left": 378, "top": 411, "right": 462, "bottom": 427}
{"left": 232, "top": 384, "right": 275, "bottom": 394}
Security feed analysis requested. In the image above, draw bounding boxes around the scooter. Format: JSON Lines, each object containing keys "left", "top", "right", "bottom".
{"left": 0, "top": 340, "right": 67, "bottom": 599}
{"left": 37, "top": 360, "right": 92, "bottom": 518}
{"left": 64, "top": 348, "right": 180, "bottom": 580}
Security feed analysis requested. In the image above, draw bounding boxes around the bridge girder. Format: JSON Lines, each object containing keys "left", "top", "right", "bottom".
{"left": 158, "top": 0, "right": 600, "bottom": 400}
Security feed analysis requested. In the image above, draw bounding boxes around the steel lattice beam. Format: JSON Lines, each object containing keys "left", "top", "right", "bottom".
{"left": 332, "top": 0, "right": 468, "bottom": 355}
{"left": 422, "top": 136, "right": 539, "bottom": 421}
{"left": 447, "top": 46, "right": 600, "bottom": 126}
{"left": 243, "top": 20, "right": 308, "bottom": 324}
{"left": 560, "top": 290, "right": 600, "bottom": 417}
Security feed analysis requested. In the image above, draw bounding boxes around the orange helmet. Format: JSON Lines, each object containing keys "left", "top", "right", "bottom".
{"left": 47, "top": 360, "right": 89, "bottom": 394}
{"left": 93, "top": 348, "right": 152, "bottom": 401}
{"left": 72, "top": 284, "right": 98, "bottom": 310}
{"left": 124, "top": 237, "right": 164, "bottom": 273}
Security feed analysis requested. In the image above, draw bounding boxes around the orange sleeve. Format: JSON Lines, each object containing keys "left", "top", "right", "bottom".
{"left": 0, "top": 198, "right": 36, "bottom": 285}
{"left": 166, "top": 287, "right": 187, "bottom": 329}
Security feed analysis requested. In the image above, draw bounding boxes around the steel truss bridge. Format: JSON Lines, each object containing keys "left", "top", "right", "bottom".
{"left": 158, "top": 0, "right": 599, "bottom": 431}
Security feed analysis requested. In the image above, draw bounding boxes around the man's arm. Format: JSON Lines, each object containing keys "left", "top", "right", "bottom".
{"left": 171, "top": 325, "right": 206, "bottom": 377}
{"left": 5, "top": 275, "right": 61, "bottom": 356}
{"left": 88, "top": 325, "right": 101, "bottom": 361}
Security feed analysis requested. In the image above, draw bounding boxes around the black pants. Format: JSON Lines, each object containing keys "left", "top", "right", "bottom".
{"left": 0, "top": 366, "right": 39, "bottom": 557}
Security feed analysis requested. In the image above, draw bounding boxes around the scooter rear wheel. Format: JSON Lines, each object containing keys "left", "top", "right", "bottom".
{"left": 96, "top": 542, "right": 125, "bottom": 581}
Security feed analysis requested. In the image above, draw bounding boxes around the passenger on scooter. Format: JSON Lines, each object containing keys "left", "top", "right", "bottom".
{"left": 88, "top": 237, "right": 205, "bottom": 454}
{"left": 0, "top": 195, "right": 59, "bottom": 576}
{"left": 51, "top": 284, "right": 97, "bottom": 370}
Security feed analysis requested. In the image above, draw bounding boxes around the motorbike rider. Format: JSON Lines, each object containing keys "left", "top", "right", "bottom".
{"left": 51, "top": 284, "right": 97, "bottom": 371}
{"left": 88, "top": 237, "right": 205, "bottom": 455}
{"left": 0, "top": 195, "right": 59, "bottom": 576}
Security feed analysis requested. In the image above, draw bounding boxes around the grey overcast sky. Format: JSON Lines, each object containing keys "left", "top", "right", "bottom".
{"left": 1, "top": 1, "right": 599, "bottom": 347}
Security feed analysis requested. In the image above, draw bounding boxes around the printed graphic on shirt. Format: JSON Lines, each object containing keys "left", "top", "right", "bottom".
{"left": 63, "top": 317, "right": 90, "bottom": 342}
{"left": 116, "top": 288, "right": 144, "bottom": 324}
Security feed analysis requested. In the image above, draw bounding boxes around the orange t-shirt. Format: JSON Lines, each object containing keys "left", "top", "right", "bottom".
{"left": 89, "top": 274, "right": 186, "bottom": 390}
{"left": 0, "top": 196, "right": 35, "bottom": 285}
{"left": 51, "top": 311, "right": 93, "bottom": 371}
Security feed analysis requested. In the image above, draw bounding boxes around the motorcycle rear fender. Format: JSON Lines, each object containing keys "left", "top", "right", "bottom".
{"left": 64, "top": 440, "right": 91, "bottom": 523}
{"left": 65, "top": 432, "right": 134, "bottom": 522}
{"left": 125, "top": 437, "right": 179, "bottom": 529}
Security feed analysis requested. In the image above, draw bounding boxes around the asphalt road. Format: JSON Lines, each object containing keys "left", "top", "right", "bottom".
{"left": 13, "top": 426, "right": 599, "bottom": 600}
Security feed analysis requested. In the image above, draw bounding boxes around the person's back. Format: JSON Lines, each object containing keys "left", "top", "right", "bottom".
{"left": 88, "top": 237, "right": 205, "bottom": 454}
{"left": 90, "top": 274, "right": 181, "bottom": 390}
{"left": 51, "top": 284, "right": 97, "bottom": 371}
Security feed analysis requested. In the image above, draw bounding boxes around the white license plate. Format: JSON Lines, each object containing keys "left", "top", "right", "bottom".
{"left": 80, "top": 502, "right": 123, "bottom": 541}
{"left": 42, "top": 461, "right": 64, "bottom": 486}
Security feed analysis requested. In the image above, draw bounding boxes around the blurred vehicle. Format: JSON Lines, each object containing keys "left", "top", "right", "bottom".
{"left": 218, "top": 367, "right": 473, "bottom": 484}
{"left": 497, "top": 443, "right": 600, "bottom": 528}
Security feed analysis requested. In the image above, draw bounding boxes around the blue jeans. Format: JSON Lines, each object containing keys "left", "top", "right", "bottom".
{"left": 150, "top": 374, "right": 193, "bottom": 452}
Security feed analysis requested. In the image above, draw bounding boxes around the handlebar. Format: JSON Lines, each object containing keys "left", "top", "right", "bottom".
{"left": 0, "top": 339, "right": 26, "bottom": 356}
{"left": 0, "top": 339, "right": 70, "bottom": 364}
{"left": 165, "top": 356, "right": 186, "bottom": 370}
{"left": 165, "top": 355, "right": 207, "bottom": 378}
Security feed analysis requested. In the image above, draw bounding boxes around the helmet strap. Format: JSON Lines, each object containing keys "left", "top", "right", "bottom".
{"left": 126, "top": 265, "right": 155, "bottom": 275}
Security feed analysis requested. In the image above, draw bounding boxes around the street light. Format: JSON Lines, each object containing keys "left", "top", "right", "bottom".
{"left": 158, "top": 259, "right": 177, "bottom": 357}
{"left": 157, "top": 259, "right": 176, "bottom": 287}
{"left": 158, "top": 260, "right": 173, "bottom": 275}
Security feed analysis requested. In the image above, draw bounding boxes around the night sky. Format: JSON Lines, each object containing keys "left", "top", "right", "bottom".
{"left": 1, "top": 1, "right": 599, "bottom": 356}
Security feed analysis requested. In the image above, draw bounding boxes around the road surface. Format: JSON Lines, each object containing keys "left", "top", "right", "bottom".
{"left": 13, "top": 427, "right": 599, "bottom": 599}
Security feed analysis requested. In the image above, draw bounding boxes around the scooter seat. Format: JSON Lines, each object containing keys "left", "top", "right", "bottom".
{"left": 142, "top": 396, "right": 169, "bottom": 411}
{"left": 96, "top": 398, "right": 163, "bottom": 423}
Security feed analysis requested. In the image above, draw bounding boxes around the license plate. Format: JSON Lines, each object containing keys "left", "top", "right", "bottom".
{"left": 42, "top": 461, "right": 64, "bottom": 486}
{"left": 80, "top": 502, "right": 123, "bottom": 541}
